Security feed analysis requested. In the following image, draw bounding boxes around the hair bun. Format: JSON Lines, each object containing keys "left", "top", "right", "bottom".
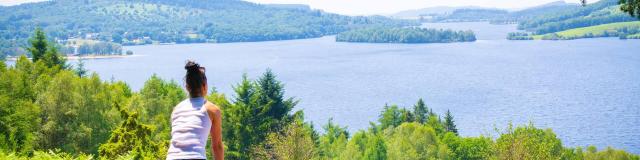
{"left": 185, "top": 60, "right": 200, "bottom": 72}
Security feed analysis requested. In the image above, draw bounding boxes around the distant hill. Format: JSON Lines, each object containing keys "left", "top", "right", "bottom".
{"left": 0, "top": 0, "right": 416, "bottom": 57}
{"left": 433, "top": 8, "right": 509, "bottom": 22}
{"left": 389, "top": 1, "right": 581, "bottom": 23}
{"left": 264, "top": 4, "right": 311, "bottom": 10}
{"left": 389, "top": 6, "right": 486, "bottom": 19}
{"left": 505, "top": 1, "right": 579, "bottom": 22}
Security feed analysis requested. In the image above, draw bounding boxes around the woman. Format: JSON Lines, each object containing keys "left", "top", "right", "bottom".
{"left": 167, "top": 60, "right": 224, "bottom": 160}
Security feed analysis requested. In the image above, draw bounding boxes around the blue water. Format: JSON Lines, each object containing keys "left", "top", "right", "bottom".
{"left": 71, "top": 22, "right": 639, "bottom": 153}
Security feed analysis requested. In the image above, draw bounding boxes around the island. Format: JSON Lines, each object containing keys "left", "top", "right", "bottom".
{"left": 336, "top": 27, "right": 477, "bottom": 43}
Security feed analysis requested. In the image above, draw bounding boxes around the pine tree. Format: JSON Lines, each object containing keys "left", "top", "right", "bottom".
{"left": 75, "top": 58, "right": 87, "bottom": 77}
{"left": 444, "top": 109, "right": 458, "bottom": 135}
{"left": 379, "top": 104, "right": 401, "bottom": 129}
{"left": 26, "top": 28, "right": 65, "bottom": 68}
{"left": 27, "top": 28, "right": 47, "bottom": 62}
{"left": 413, "top": 98, "right": 428, "bottom": 123}
{"left": 256, "top": 69, "right": 297, "bottom": 132}
{"left": 224, "top": 70, "right": 299, "bottom": 159}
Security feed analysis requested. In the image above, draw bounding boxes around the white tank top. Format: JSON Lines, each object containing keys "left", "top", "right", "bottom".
{"left": 166, "top": 97, "right": 211, "bottom": 160}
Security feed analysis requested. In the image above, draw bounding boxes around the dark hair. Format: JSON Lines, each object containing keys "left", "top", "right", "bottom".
{"left": 184, "top": 60, "right": 207, "bottom": 98}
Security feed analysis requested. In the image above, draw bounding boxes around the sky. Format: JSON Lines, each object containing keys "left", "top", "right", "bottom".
{"left": 1, "top": 0, "right": 598, "bottom": 15}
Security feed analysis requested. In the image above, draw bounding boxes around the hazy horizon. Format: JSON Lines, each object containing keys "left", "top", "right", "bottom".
{"left": 2, "top": 0, "right": 599, "bottom": 16}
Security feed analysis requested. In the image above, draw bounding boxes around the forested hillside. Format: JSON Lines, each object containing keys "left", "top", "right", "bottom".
{"left": 506, "top": 0, "right": 640, "bottom": 40}
{"left": 517, "top": 0, "right": 637, "bottom": 34}
{"left": 0, "top": 0, "right": 416, "bottom": 58}
{"left": 1, "top": 29, "right": 638, "bottom": 160}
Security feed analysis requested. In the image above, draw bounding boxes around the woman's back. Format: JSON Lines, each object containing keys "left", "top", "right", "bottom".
{"left": 166, "top": 97, "right": 212, "bottom": 159}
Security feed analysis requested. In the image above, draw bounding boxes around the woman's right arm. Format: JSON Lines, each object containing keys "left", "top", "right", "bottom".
{"left": 207, "top": 103, "right": 224, "bottom": 160}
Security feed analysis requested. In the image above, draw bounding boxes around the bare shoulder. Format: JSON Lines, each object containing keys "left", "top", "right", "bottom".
{"left": 204, "top": 102, "right": 221, "bottom": 116}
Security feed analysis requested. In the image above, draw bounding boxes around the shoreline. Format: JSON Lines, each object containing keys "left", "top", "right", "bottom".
{"left": 5, "top": 55, "right": 140, "bottom": 61}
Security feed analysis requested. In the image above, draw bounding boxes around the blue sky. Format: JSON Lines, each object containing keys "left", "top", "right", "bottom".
{"left": 2, "top": 0, "right": 598, "bottom": 15}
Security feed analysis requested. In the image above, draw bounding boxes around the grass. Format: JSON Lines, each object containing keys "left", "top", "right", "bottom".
{"left": 532, "top": 21, "right": 640, "bottom": 39}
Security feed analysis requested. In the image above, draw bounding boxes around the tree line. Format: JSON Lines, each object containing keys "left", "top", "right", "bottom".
{"left": 336, "top": 27, "right": 476, "bottom": 43}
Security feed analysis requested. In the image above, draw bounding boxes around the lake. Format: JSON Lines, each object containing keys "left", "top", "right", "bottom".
{"left": 79, "top": 22, "right": 639, "bottom": 153}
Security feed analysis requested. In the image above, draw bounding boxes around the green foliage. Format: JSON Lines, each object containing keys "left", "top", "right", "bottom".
{"left": 534, "top": 21, "right": 640, "bottom": 40}
{"left": 441, "top": 132, "right": 494, "bottom": 160}
{"left": 495, "top": 123, "right": 564, "bottom": 159}
{"left": 378, "top": 104, "right": 402, "bottom": 129}
{"left": 98, "top": 104, "right": 165, "bottom": 160}
{"left": 413, "top": 98, "right": 429, "bottom": 124}
{"left": 507, "top": 32, "right": 534, "bottom": 40}
{"left": 620, "top": 0, "right": 640, "bottom": 18}
{"left": 76, "top": 42, "right": 123, "bottom": 55}
{"left": 0, "top": 149, "right": 93, "bottom": 160}
{"left": 252, "top": 118, "right": 317, "bottom": 160}
{"left": 384, "top": 122, "right": 449, "bottom": 160}
{"left": 222, "top": 70, "right": 299, "bottom": 159}
{"left": 340, "top": 130, "right": 388, "bottom": 160}
{"left": 318, "top": 118, "right": 349, "bottom": 159}
{"left": 336, "top": 27, "right": 476, "bottom": 43}
{"left": 26, "top": 28, "right": 47, "bottom": 62}
{"left": 25, "top": 28, "right": 65, "bottom": 68}
{"left": 132, "top": 74, "right": 185, "bottom": 142}
{"left": 443, "top": 109, "right": 458, "bottom": 135}
{"left": 518, "top": 0, "right": 636, "bottom": 35}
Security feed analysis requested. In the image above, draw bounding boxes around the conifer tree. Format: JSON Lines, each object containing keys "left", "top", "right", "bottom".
{"left": 27, "top": 28, "right": 47, "bottom": 62}
{"left": 444, "top": 109, "right": 458, "bottom": 135}
{"left": 413, "top": 98, "right": 428, "bottom": 123}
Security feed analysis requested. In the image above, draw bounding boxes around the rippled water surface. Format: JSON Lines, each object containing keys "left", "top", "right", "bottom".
{"left": 79, "top": 22, "right": 639, "bottom": 153}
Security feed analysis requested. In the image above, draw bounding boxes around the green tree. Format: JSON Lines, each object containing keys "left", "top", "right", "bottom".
{"left": 318, "top": 118, "right": 349, "bottom": 159}
{"left": 0, "top": 57, "right": 40, "bottom": 154}
{"left": 384, "top": 122, "right": 449, "bottom": 160}
{"left": 26, "top": 28, "right": 65, "bottom": 68}
{"left": 443, "top": 109, "right": 458, "bottom": 135}
{"left": 379, "top": 104, "right": 402, "bottom": 129}
{"left": 620, "top": 0, "right": 640, "bottom": 18}
{"left": 223, "top": 70, "right": 299, "bottom": 159}
{"left": 495, "top": 123, "right": 564, "bottom": 160}
{"left": 252, "top": 119, "right": 317, "bottom": 160}
{"left": 98, "top": 103, "right": 165, "bottom": 159}
{"left": 27, "top": 28, "right": 47, "bottom": 62}
{"left": 74, "top": 58, "right": 87, "bottom": 77}
{"left": 131, "top": 75, "right": 185, "bottom": 142}
{"left": 413, "top": 98, "right": 428, "bottom": 123}
{"left": 255, "top": 69, "right": 298, "bottom": 132}
{"left": 441, "top": 132, "right": 494, "bottom": 160}
{"left": 35, "top": 71, "right": 89, "bottom": 153}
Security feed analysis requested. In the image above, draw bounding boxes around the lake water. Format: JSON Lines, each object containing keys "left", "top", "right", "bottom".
{"left": 77, "top": 22, "right": 639, "bottom": 153}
